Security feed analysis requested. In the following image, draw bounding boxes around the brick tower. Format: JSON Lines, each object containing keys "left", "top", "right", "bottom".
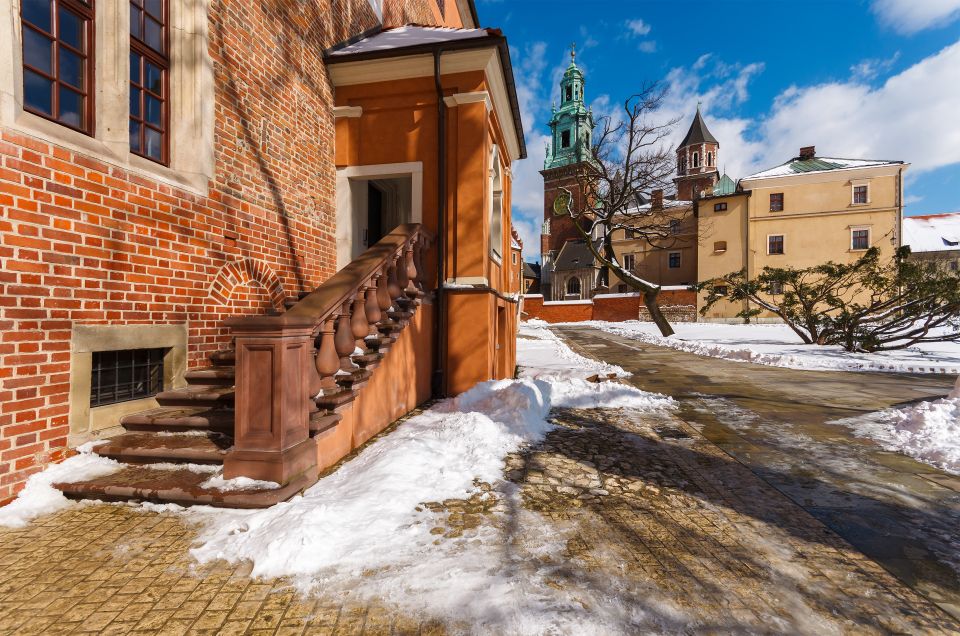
{"left": 673, "top": 104, "right": 720, "bottom": 201}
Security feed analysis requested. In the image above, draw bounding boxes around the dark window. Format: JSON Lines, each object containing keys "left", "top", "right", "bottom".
{"left": 129, "top": 0, "right": 168, "bottom": 163}
{"left": 566, "top": 276, "right": 581, "bottom": 296}
{"left": 707, "top": 151, "right": 713, "bottom": 166}
{"left": 561, "top": 129, "right": 571, "bottom": 148}
{"left": 617, "top": 284, "right": 628, "bottom": 293}
{"left": 714, "top": 241, "right": 727, "bottom": 252}
{"left": 852, "top": 229, "right": 870, "bottom": 250}
{"left": 768, "top": 234, "right": 784, "bottom": 255}
{"left": 668, "top": 252, "right": 681, "bottom": 268}
{"left": 565, "top": 85, "right": 572, "bottom": 101}
{"left": 951, "top": 261, "right": 958, "bottom": 271}
{"left": 714, "top": 202, "right": 727, "bottom": 212}
{"left": 670, "top": 220, "right": 681, "bottom": 234}
{"left": 692, "top": 152, "right": 700, "bottom": 168}
{"left": 853, "top": 185, "right": 868, "bottom": 204}
{"left": 770, "top": 193, "right": 784, "bottom": 212}
{"left": 716, "top": 285, "right": 728, "bottom": 296}
{"left": 21, "top": 0, "right": 94, "bottom": 134}
{"left": 622, "top": 253, "right": 635, "bottom": 270}
{"left": 91, "top": 348, "right": 165, "bottom": 407}
{"left": 769, "top": 281, "right": 783, "bottom": 295}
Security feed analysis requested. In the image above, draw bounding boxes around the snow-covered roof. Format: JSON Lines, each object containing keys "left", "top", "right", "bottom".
{"left": 903, "top": 213, "right": 960, "bottom": 253}
{"left": 744, "top": 157, "right": 904, "bottom": 181}
{"left": 621, "top": 199, "right": 692, "bottom": 215}
{"left": 328, "top": 26, "right": 493, "bottom": 57}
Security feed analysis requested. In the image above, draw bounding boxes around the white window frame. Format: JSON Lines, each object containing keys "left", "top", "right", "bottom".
{"left": 692, "top": 151, "right": 700, "bottom": 168}
{"left": 851, "top": 181, "right": 870, "bottom": 206}
{"left": 0, "top": 0, "right": 214, "bottom": 193}
{"left": 668, "top": 251, "right": 681, "bottom": 268}
{"left": 622, "top": 253, "right": 635, "bottom": 271}
{"left": 850, "top": 226, "right": 871, "bottom": 251}
{"left": 767, "top": 234, "right": 785, "bottom": 255}
{"left": 489, "top": 144, "right": 503, "bottom": 263}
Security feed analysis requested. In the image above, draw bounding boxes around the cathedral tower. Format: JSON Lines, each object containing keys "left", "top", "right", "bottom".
{"left": 673, "top": 105, "right": 720, "bottom": 201}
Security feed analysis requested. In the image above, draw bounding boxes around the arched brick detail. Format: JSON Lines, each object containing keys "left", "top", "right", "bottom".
{"left": 209, "top": 258, "right": 286, "bottom": 312}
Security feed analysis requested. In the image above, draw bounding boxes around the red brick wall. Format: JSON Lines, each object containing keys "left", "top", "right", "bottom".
{"left": 522, "top": 289, "right": 697, "bottom": 324}
{"left": 0, "top": 0, "right": 443, "bottom": 503}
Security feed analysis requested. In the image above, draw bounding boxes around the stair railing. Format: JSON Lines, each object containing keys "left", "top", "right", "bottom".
{"left": 223, "top": 223, "right": 433, "bottom": 484}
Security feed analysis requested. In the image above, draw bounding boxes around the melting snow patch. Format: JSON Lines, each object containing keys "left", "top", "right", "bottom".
{"left": 199, "top": 473, "right": 281, "bottom": 492}
{"left": 0, "top": 442, "right": 121, "bottom": 528}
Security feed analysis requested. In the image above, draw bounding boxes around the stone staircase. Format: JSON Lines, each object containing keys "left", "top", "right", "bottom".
{"left": 56, "top": 225, "right": 430, "bottom": 508}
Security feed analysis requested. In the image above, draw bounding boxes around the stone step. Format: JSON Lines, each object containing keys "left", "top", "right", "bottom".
{"left": 309, "top": 412, "right": 341, "bottom": 437}
{"left": 121, "top": 407, "right": 234, "bottom": 433}
{"left": 184, "top": 367, "right": 235, "bottom": 386}
{"left": 92, "top": 431, "right": 232, "bottom": 465}
{"left": 156, "top": 385, "right": 235, "bottom": 408}
{"left": 209, "top": 349, "right": 235, "bottom": 367}
{"left": 315, "top": 388, "right": 357, "bottom": 412}
{"left": 55, "top": 465, "right": 316, "bottom": 509}
{"left": 336, "top": 368, "right": 371, "bottom": 390}
{"left": 352, "top": 351, "right": 383, "bottom": 369}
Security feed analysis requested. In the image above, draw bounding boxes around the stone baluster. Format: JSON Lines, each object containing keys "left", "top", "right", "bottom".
{"left": 376, "top": 266, "right": 392, "bottom": 312}
{"left": 404, "top": 243, "right": 418, "bottom": 293}
{"left": 386, "top": 256, "right": 401, "bottom": 300}
{"left": 351, "top": 291, "right": 369, "bottom": 345}
{"left": 314, "top": 317, "right": 340, "bottom": 391}
{"left": 364, "top": 277, "right": 382, "bottom": 341}
{"left": 397, "top": 247, "right": 410, "bottom": 291}
{"left": 413, "top": 236, "right": 426, "bottom": 287}
{"left": 334, "top": 300, "right": 356, "bottom": 371}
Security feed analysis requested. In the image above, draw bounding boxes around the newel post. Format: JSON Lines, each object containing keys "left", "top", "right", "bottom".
{"left": 223, "top": 315, "right": 318, "bottom": 485}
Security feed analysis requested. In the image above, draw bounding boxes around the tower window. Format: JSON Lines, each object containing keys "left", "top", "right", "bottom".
{"left": 561, "top": 129, "right": 571, "bottom": 148}
{"left": 21, "top": 0, "right": 95, "bottom": 134}
{"left": 692, "top": 152, "right": 700, "bottom": 168}
{"left": 565, "top": 85, "right": 572, "bottom": 101}
{"left": 707, "top": 152, "right": 713, "bottom": 166}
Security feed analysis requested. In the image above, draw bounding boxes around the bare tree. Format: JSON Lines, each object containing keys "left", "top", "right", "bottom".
{"left": 552, "top": 83, "right": 684, "bottom": 337}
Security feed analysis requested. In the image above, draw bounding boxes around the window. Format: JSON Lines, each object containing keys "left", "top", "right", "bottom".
{"left": 91, "top": 348, "right": 165, "bottom": 407}
{"left": 668, "top": 251, "right": 681, "bottom": 268}
{"left": 678, "top": 156, "right": 686, "bottom": 174}
{"left": 768, "top": 234, "right": 784, "bottom": 255}
{"left": 130, "top": 0, "right": 169, "bottom": 163}
{"left": 617, "top": 284, "right": 628, "bottom": 293}
{"left": 853, "top": 185, "right": 868, "bottom": 205}
{"left": 565, "top": 85, "right": 572, "bottom": 101}
{"left": 489, "top": 145, "right": 503, "bottom": 261}
{"left": 714, "top": 202, "right": 727, "bottom": 212}
{"left": 715, "top": 285, "right": 728, "bottom": 296}
{"left": 560, "top": 129, "right": 571, "bottom": 148}
{"left": 707, "top": 151, "right": 713, "bottom": 166}
{"left": 770, "top": 193, "right": 784, "bottom": 212}
{"left": 769, "top": 281, "right": 783, "bottom": 295}
{"left": 566, "top": 276, "right": 581, "bottom": 297}
{"left": 670, "top": 220, "right": 681, "bottom": 235}
{"left": 713, "top": 241, "right": 727, "bottom": 253}
{"left": 511, "top": 252, "right": 517, "bottom": 265}
{"left": 622, "top": 253, "right": 635, "bottom": 271}
{"left": 851, "top": 228, "right": 870, "bottom": 250}
{"left": 20, "top": 0, "right": 94, "bottom": 134}
{"left": 692, "top": 152, "right": 700, "bottom": 168}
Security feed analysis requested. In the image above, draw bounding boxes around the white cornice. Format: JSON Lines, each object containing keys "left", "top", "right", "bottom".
{"left": 332, "top": 106, "right": 362, "bottom": 118}
{"left": 444, "top": 91, "right": 492, "bottom": 111}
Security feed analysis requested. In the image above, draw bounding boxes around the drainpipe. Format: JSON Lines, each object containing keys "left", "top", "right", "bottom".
{"left": 432, "top": 48, "right": 448, "bottom": 398}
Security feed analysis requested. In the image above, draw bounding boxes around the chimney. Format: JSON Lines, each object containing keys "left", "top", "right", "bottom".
{"left": 799, "top": 146, "right": 816, "bottom": 160}
{"left": 651, "top": 189, "right": 663, "bottom": 209}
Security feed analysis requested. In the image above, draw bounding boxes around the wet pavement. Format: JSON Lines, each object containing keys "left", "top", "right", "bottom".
{"left": 555, "top": 324, "right": 960, "bottom": 621}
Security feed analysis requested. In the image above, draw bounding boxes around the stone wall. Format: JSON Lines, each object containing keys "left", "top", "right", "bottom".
{"left": 523, "top": 289, "right": 697, "bottom": 324}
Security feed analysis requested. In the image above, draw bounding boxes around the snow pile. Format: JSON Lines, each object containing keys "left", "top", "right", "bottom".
{"left": 576, "top": 320, "right": 960, "bottom": 374}
{"left": 837, "top": 377, "right": 960, "bottom": 475}
{"left": 199, "top": 474, "right": 281, "bottom": 492}
{"left": 0, "top": 443, "right": 122, "bottom": 528}
{"left": 519, "top": 320, "right": 629, "bottom": 380}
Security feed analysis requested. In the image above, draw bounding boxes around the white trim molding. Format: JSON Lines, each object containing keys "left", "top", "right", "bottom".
{"left": 332, "top": 105, "right": 363, "bottom": 118}
{"left": 444, "top": 91, "right": 492, "bottom": 111}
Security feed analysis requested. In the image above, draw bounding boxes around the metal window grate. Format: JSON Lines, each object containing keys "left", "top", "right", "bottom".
{"left": 90, "top": 348, "right": 165, "bottom": 407}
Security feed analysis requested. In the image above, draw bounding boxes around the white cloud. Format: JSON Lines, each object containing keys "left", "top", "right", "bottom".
{"left": 872, "top": 0, "right": 960, "bottom": 34}
{"left": 637, "top": 40, "right": 657, "bottom": 54}
{"left": 625, "top": 18, "right": 651, "bottom": 37}
{"left": 849, "top": 51, "right": 900, "bottom": 81}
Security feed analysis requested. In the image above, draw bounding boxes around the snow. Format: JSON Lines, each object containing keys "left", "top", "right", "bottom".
{"left": 0, "top": 442, "right": 122, "bottom": 528}
{"left": 199, "top": 473, "right": 281, "bottom": 492}
{"left": 744, "top": 157, "right": 899, "bottom": 180}
{"left": 903, "top": 213, "right": 960, "bottom": 253}
{"left": 575, "top": 320, "right": 960, "bottom": 374}
{"left": 328, "top": 26, "right": 490, "bottom": 57}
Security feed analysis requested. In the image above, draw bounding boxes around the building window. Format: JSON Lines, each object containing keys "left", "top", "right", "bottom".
{"left": 21, "top": 0, "right": 95, "bottom": 134}
{"left": 707, "top": 151, "right": 713, "bottom": 166}
{"left": 561, "top": 129, "right": 571, "bottom": 148}
{"left": 617, "top": 284, "right": 628, "bottom": 293}
{"left": 714, "top": 202, "right": 727, "bottom": 212}
{"left": 566, "top": 276, "right": 581, "bottom": 297}
{"left": 768, "top": 234, "right": 784, "bottom": 255}
{"left": 678, "top": 156, "right": 686, "bottom": 174}
{"left": 622, "top": 253, "right": 635, "bottom": 271}
{"left": 769, "top": 281, "right": 783, "bottom": 295}
{"left": 713, "top": 241, "right": 727, "bottom": 253}
{"left": 668, "top": 251, "right": 681, "bottom": 268}
{"left": 692, "top": 152, "right": 700, "bottom": 168}
{"left": 715, "top": 285, "right": 728, "bottom": 296}
{"left": 670, "top": 219, "right": 681, "bottom": 234}
{"left": 489, "top": 145, "right": 503, "bottom": 261}
{"left": 130, "top": 0, "right": 169, "bottom": 163}
{"left": 770, "top": 193, "right": 784, "bottom": 212}
{"left": 565, "top": 85, "right": 572, "bottom": 102}
{"left": 511, "top": 252, "right": 517, "bottom": 265}
{"left": 851, "top": 228, "right": 870, "bottom": 250}
{"left": 91, "top": 348, "right": 165, "bottom": 407}
{"left": 853, "top": 185, "right": 868, "bottom": 205}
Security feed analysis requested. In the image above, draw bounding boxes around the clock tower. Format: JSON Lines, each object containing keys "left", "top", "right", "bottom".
{"left": 540, "top": 45, "right": 596, "bottom": 299}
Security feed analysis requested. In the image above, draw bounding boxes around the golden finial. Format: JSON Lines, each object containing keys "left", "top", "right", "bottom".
{"left": 571, "top": 42, "right": 576, "bottom": 62}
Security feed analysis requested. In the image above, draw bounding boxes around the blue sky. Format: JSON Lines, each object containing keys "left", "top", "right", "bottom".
{"left": 477, "top": 0, "right": 960, "bottom": 259}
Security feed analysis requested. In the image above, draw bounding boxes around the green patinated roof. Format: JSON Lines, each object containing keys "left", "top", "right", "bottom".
{"left": 745, "top": 156, "right": 904, "bottom": 180}
{"left": 713, "top": 173, "right": 736, "bottom": 196}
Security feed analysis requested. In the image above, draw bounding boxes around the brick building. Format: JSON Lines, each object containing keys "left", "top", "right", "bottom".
{"left": 1, "top": 0, "right": 525, "bottom": 505}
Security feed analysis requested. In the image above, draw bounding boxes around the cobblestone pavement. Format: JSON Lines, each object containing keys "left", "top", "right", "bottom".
{"left": 2, "top": 359, "right": 960, "bottom": 632}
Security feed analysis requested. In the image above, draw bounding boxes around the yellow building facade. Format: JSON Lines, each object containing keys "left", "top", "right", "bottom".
{"left": 696, "top": 147, "right": 908, "bottom": 321}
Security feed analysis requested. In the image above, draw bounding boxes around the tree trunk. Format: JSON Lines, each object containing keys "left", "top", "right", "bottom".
{"left": 643, "top": 290, "right": 675, "bottom": 337}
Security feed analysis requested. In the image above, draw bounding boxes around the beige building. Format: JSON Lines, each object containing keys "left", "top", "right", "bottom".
{"left": 696, "top": 146, "right": 908, "bottom": 321}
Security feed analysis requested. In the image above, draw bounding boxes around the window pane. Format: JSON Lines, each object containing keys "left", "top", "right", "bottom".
{"left": 57, "top": 86, "right": 82, "bottom": 127}
{"left": 129, "top": 120, "right": 141, "bottom": 152}
{"left": 58, "top": 6, "right": 83, "bottom": 50}
{"left": 23, "top": 69, "right": 53, "bottom": 115}
{"left": 59, "top": 47, "right": 83, "bottom": 88}
{"left": 144, "top": 127, "right": 162, "bottom": 160}
{"left": 145, "top": 94, "right": 161, "bottom": 126}
{"left": 130, "top": 4, "right": 142, "bottom": 40}
{"left": 145, "top": 0, "right": 163, "bottom": 21}
{"left": 22, "top": 0, "right": 52, "bottom": 32}
{"left": 130, "top": 52, "right": 141, "bottom": 83}
{"left": 145, "top": 62, "right": 162, "bottom": 94}
{"left": 23, "top": 27, "right": 53, "bottom": 74}
{"left": 144, "top": 16, "right": 162, "bottom": 52}
{"left": 130, "top": 87, "right": 141, "bottom": 117}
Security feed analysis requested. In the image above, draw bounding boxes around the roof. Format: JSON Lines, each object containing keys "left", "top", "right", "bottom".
{"left": 327, "top": 26, "right": 492, "bottom": 57}
{"left": 713, "top": 173, "right": 736, "bottom": 196}
{"left": 903, "top": 213, "right": 960, "bottom": 253}
{"left": 744, "top": 156, "right": 905, "bottom": 181}
{"left": 553, "top": 240, "right": 601, "bottom": 271}
{"left": 523, "top": 262, "right": 540, "bottom": 278}
{"left": 679, "top": 106, "right": 718, "bottom": 148}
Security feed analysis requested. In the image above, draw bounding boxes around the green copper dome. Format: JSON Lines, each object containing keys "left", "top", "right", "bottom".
{"left": 544, "top": 45, "right": 595, "bottom": 171}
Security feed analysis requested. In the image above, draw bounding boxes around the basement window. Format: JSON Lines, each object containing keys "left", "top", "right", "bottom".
{"left": 90, "top": 347, "right": 165, "bottom": 407}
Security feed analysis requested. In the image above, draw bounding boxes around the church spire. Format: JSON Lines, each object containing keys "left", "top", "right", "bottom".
{"left": 543, "top": 43, "right": 594, "bottom": 170}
